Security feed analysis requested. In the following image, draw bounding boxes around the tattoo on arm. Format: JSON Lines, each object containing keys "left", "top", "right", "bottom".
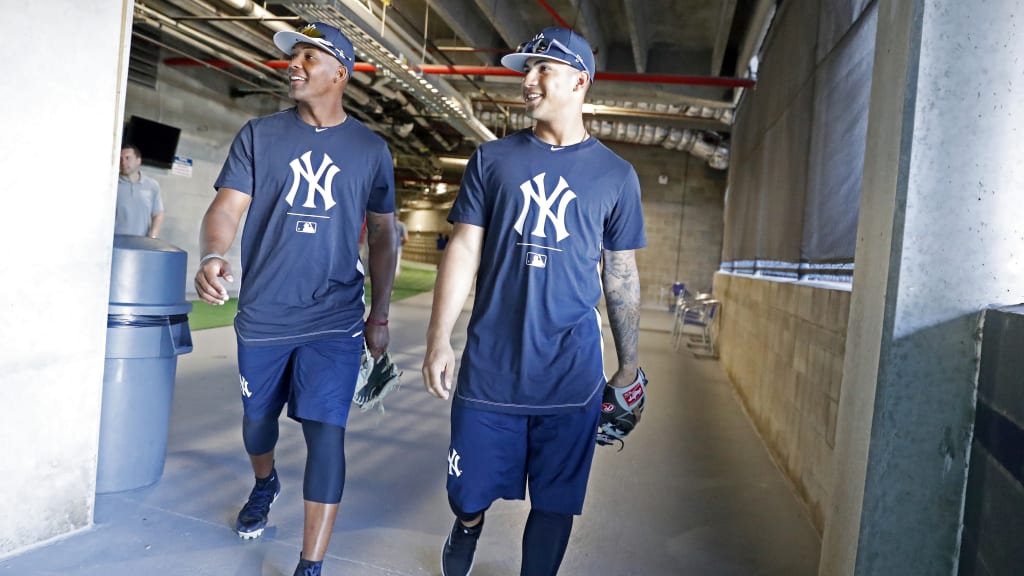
{"left": 603, "top": 250, "right": 641, "bottom": 369}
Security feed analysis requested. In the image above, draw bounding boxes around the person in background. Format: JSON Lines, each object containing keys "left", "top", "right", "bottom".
{"left": 114, "top": 144, "right": 164, "bottom": 238}
{"left": 193, "top": 21, "right": 396, "bottom": 576}
{"left": 421, "top": 26, "right": 645, "bottom": 576}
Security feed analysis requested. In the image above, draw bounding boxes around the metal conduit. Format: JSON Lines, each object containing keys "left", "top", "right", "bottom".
{"left": 136, "top": 3, "right": 280, "bottom": 78}
{"left": 474, "top": 110, "right": 729, "bottom": 170}
{"left": 212, "top": 0, "right": 292, "bottom": 33}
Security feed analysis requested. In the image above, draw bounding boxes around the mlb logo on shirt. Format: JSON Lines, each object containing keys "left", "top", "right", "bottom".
{"left": 296, "top": 221, "right": 317, "bottom": 234}
{"left": 525, "top": 252, "right": 547, "bottom": 268}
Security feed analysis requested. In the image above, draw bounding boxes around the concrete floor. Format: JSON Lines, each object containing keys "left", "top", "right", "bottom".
{"left": 0, "top": 291, "right": 820, "bottom": 576}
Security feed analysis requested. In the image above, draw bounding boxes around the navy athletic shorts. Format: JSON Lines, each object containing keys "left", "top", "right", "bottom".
{"left": 446, "top": 397, "right": 602, "bottom": 516}
{"left": 237, "top": 335, "right": 362, "bottom": 428}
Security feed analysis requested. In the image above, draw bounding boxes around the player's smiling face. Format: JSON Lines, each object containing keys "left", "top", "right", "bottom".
{"left": 287, "top": 43, "right": 344, "bottom": 102}
{"left": 521, "top": 57, "right": 583, "bottom": 121}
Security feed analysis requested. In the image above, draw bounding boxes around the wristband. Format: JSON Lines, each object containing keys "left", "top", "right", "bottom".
{"left": 365, "top": 317, "right": 388, "bottom": 327}
{"left": 200, "top": 253, "right": 225, "bottom": 265}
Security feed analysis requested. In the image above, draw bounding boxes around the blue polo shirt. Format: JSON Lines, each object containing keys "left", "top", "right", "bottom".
{"left": 215, "top": 108, "right": 394, "bottom": 344}
{"left": 450, "top": 129, "right": 646, "bottom": 415}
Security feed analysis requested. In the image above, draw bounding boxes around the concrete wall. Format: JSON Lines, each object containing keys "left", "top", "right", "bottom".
{"left": 714, "top": 273, "right": 850, "bottom": 533}
{"left": 0, "top": 2, "right": 131, "bottom": 556}
{"left": 822, "top": 0, "right": 1024, "bottom": 573}
{"left": 609, "top": 146, "right": 727, "bottom": 308}
{"left": 960, "top": 306, "right": 1024, "bottom": 576}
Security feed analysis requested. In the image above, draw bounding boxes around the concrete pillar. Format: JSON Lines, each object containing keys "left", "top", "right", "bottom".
{"left": 820, "top": 0, "right": 1024, "bottom": 574}
{"left": 0, "top": 0, "right": 132, "bottom": 556}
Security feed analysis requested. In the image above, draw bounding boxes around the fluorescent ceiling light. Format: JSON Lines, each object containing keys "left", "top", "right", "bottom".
{"left": 439, "top": 156, "right": 469, "bottom": 167}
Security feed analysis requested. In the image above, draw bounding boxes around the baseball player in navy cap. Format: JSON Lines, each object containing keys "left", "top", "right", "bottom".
{"left": 195, "top": 20, "right": 396, "bottom": 576}
{"left": 423, "top": 26, "right": 646, "bottom": 576}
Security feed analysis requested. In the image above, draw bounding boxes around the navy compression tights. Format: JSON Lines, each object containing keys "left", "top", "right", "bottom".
{"left": 448, "top": 496, "right": 572, "bottom": 575}
{"left": 521, "top": 508, "right": 574, "bottom": 576}
{"left": 242, "top": 416, "right": 346, "bottom": 504}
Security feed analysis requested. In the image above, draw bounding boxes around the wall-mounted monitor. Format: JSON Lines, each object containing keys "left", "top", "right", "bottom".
{"left": 123, "top": 116, "right": 181, "bottom": 170}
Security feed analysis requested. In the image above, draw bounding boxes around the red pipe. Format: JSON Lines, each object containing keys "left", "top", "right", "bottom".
{"left": 535, "top": 0, "right": 571, "bottom": 28}
{"left": 163, "top": 59, "right": 755, "bottom": 87}
{"left": 416, "top": 65, "right": 522, "bottom": 77}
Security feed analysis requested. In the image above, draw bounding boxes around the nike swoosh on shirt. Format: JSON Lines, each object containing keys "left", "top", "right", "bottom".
{"left": 315, "top": 127, "right": 329, "bottom": 133}
{"left": 550, "top": 146, "right": 565, "bottom": 151}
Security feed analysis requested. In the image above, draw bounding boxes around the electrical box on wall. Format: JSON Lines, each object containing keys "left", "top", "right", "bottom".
{"left": 658, "top": 175, "right": 669, "bottom": 185}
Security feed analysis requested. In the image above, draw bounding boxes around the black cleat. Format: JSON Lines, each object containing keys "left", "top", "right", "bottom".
{"left": 235, "top": 469, "right": 280, "bottom": 539}
{"left": 441, "top": 516, "right": 483, "bottom": 576}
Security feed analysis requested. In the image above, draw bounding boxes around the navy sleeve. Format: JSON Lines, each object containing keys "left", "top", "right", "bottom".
{"left": 366, "top": 140, "right": 395, "bottom": 213}
{"left": 603, "top": 166, "right": 647, "bottom": 250}
{"left": 214, "top": 121, "right": 256, "bottom": 195}
{"left": 448, "top": 148, "right": 487, "bottom": 226}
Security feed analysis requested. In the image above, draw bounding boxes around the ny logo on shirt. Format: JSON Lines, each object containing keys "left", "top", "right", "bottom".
{"left": 285, "top": 151, "right": 338, "bottom": 210}
{"left": 514, "top": 172, "right": 577, "bottom": 241}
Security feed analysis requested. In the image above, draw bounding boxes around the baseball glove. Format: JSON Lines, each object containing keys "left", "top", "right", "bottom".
{"left": 352, "top": 342, "right": 403, "bottom": 414}
{"left": 596, "top": 367, "right": 648, "bottom": 450}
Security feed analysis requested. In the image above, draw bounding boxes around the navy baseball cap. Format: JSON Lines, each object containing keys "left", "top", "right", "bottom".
{"left": 501, "top": 27, "right": 595, "bottom": 82}
{"left": 274, "top": 22, "right": 355, "bottom": 75}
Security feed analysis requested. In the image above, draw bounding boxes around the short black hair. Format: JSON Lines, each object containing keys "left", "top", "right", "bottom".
{"left": 121, "top": 144, "right": 142, "bottom": 157}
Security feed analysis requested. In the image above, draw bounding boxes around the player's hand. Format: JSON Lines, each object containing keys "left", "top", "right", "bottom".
{"left": 364, "top": 322, "right": 389, "bottom": 359}
{"left": 194, "top": 258, "right": 233, "bottom": 305}
{"left": 422, "top": 341, "right": 456, "bottom": 400}
{"left": 607, "top": 365, "right": 640, "bottom": 388}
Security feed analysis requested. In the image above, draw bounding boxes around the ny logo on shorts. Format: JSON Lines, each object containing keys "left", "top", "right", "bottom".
{"left": 239, "top": 374, "right": 252, "bottom": 398}
{"left": 448, "top": 448, "right": 463, "bottom": 477}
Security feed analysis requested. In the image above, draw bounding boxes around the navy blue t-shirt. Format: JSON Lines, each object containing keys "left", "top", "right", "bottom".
{"left": 450, "top": 129, "right": 646, "bottom": 415}
{"left": 215, "top": 108, "right": 394, "bottom": 344}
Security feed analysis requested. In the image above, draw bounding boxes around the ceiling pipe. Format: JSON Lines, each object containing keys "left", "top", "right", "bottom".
{"left": 432, "top": 46, "right": 509, "bottom": 54}
{"left": 283, "top": 0, "right": 497, "bottom": 144}
{"left": 420, "top": 66, "right": 755, "bottom": 87}
{"left": 398, "top": 177, "right": 462, "bottom": 185}
{"left": 473, "top": 109, "right": 730, "bottom": 170}
{"left": 476, "top": 98, "right": 733, "bottom": 127}
{"left": 136, "top": 31, "right": 291, "bottom": 105}
{"left": 163, "top": 59, "right": 755, "bottom": 87}
{"left": 135, "top": 3, "right": 279, "bottom": 77}
{"left": 211, "top": 0, "right": 292, "bottom": 33}
{"left": 178, "top": 0, "right": 286, "bottom": 52}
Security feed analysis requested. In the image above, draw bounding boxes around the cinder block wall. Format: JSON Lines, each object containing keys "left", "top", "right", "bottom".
{"left": 607, "top": 145, "right": 727, "bottom": 308}
{"left": 713, "top": 272, "right": 850, "bottom": 533}
{"left": 959, "top": 305, "right": 1024, "bottom": 575}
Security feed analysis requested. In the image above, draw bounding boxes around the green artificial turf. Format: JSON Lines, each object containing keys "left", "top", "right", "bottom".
{"left": 189, "top": 298, "right": 240, "bottom": 331}
{"left": 188, "top": 263, "right": 437, "bottom": 331}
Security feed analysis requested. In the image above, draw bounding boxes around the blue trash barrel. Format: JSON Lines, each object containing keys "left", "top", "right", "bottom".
{"left": 96, "top": 235, "right": 193, "bottom": 494}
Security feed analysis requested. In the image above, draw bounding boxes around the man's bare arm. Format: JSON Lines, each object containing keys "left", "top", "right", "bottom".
{"left": 422, "top": 223, "right": 484, "bottom": 399}
{"left": 602, "top": 249, "right": 641, "bottom": 388}
{"left": 365, "top": 210, "right": 397, "bottom": 358}
{"left": 194, "top": 188, "right": 250, "bottom": 305}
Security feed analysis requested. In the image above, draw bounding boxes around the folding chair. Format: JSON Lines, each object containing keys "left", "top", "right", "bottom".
{"left": 672, "top": 295, "right": 720, "bottom": 358}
